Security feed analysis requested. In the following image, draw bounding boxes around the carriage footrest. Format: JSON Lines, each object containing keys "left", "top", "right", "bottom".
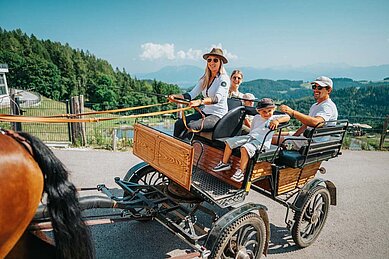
{"left": 191, "top": 167, "right": 246, "bottom": 208}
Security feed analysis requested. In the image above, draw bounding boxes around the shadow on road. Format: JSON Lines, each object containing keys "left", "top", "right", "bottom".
{"left": 267, "top": 223, "right": 299, "bottom": 254}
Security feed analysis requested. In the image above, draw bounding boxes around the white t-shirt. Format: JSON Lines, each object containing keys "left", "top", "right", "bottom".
{"left": 249, "top": 114, "right": 289, "bottom": 149}
{"left": 309, "top": 98, "right": 338, "bottom": 125}
{"left": 188, "top": 73, "right": 230, "bottom": 118}
{"left": 309, "top": 98, "right": 338, "bottom": 142}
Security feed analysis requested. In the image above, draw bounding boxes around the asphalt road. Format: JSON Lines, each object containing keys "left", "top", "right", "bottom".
{"left": 52, "top": 149, "right": 389, "bottom": 259}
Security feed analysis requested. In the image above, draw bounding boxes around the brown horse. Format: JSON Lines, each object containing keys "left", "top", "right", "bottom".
{"left": 0, "top": 130, "right": 95, "bottom": 259}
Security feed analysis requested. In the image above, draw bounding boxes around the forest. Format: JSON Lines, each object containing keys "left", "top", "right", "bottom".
{"left": 0, "top": 28, "right": 180, "bottom": 111}
{"left": 1, "top": 28, "right": 388, "bottom": 121}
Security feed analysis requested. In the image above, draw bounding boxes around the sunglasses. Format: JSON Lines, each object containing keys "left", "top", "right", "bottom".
{"left": 311, "top": 84, "right": 328, "bottom": 90}
{"left": 207, "top": 58, "right": 219, "bottom": 63}
{"left": 232, "top": 76, "right": 242, "bottom": 80}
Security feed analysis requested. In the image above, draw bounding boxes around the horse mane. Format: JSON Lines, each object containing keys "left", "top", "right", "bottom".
{"left": 18, "top": 132, "right": 95, "bottom": 259}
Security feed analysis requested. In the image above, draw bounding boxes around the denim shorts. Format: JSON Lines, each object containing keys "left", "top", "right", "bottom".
{"left": 225, "top": 135, "right": 263, "bottom": 158}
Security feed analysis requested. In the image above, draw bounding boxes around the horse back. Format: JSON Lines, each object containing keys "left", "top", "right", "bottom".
{"left": 0, "top": 134, "right": 44, "bottom": 258}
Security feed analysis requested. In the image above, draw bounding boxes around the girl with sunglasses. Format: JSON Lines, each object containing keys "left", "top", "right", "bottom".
{"left": 229, "top": 70, "right": 244, "bottom": 98}
{"left": 169, "top": 48, "right": 230, "bottom": 139}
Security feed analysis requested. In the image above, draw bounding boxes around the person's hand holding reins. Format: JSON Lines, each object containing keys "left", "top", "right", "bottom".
{"left": 189, "top": 99, "right": 202, "bottom": 108}
{"left": 168, "top": 94, "right": 182, "bottom": 103}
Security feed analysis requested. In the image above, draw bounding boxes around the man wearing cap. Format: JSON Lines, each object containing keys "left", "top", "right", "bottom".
{"left": 169, "top": 48, "right": 230, "bottom": 139}
{"left": 277, "top": 76, "right": 338, "bottom": 149}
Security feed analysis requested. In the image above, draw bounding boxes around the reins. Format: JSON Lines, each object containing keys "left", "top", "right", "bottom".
{"left": 0, "top": 100, "right": 202, "bottom": 125}
{"left": 168, "top": 98, "right": 206, "bottom": 133}
{"left": 0, "top": 97, "right": 206, "bottom": 133}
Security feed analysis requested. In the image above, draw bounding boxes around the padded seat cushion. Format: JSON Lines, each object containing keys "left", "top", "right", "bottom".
{"left": 277, "top": 150, "right": 304, "bottom": 168}
{"left": 277, "top": 149, "right": 338, "bottom": 168}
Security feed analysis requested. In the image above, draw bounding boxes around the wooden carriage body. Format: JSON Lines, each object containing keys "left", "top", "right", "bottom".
{"left": 133, "top": 120, "right": 348, "bottom": 206}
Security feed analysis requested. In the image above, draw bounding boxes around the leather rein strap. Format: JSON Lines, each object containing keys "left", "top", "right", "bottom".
{"left": 170, "top": 99, "right": 205, "bottom": 133}
{"left": 0, "top": 99, "right": 205, "bottom": 132}
{"left": 0, "top": 104, "right": 192, "bottom": 123}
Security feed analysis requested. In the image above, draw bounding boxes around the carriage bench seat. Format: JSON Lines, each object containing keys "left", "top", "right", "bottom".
{"left": 276, "top": 120, "right": 349, "bottom": 168}
{"left": 277, "top": 148, "right": 338, "bottom": 168}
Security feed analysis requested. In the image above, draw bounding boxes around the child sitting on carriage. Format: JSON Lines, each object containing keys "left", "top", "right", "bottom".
{"left": 212, "top": 98, "right": 290, "bottom": 182}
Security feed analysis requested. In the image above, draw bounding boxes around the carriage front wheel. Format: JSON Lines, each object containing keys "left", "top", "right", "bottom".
{"left": 210, "top": 213, "right": 266, "bottom": 259}
{"left": 292, "top": 185, "right": 330, "bottom": 248}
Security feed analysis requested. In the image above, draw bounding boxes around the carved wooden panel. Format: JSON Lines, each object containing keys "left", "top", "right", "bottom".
{"left": 133, "top": 123, "right": 194, "bottom": 190}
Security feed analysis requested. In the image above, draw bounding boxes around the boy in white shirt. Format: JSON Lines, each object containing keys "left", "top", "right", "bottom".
{"left": 213, "top": 98, "right": 290, "bottom": 182}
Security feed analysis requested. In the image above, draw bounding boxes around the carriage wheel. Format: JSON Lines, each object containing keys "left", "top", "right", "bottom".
{"left": 210, "top": 213, "right": 266, "bottom": 259}
{"left": 123, "top": 165, "right": 170, "bottom": 220}
{"left": 124, "top": 165, "right": 170, "bottom": 186}
{"left": 291, "top": 185, "right": 330, "bottom": 248}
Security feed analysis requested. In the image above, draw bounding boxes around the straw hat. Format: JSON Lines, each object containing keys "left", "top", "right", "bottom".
{"left": 202, "top": 48, "right": 228, "bottom": 64}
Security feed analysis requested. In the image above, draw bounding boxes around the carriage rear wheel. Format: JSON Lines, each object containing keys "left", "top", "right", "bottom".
{"left": 123, "top": 165, "right": 170, "bottom": 220}
{"left": 291, "top": 185, "right": 330, "bottom": 248}
{"left": 210, "top": 213, "right": 266, "bottom": 259}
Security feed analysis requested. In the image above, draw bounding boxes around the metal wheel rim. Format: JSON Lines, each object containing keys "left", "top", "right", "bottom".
{"left": 221, "top": 224, "right": 260, "bottom": 258}
{"left": 298, "top": 190, "right": 328, "bottom": 243}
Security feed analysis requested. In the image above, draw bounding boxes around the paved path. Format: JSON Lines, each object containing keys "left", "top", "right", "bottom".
{"left": 53, "top": 149, "right": 389, "bottom": 259}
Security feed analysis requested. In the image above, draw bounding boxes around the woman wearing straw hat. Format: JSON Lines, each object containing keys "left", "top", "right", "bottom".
{"left": 169, "top": 47, "right": 230, "bottom": 139}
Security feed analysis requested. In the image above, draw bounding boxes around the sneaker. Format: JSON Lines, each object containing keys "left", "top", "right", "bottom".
{"left": 212, "top": 161, "right": 231, "bottom": 172}
{"left": 231, "top": 169, "right": 244, "bottom": 182}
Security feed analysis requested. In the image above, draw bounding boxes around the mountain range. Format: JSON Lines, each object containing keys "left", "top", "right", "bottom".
{"left": 134, "top": 64, "right": 389, "bottom": 89}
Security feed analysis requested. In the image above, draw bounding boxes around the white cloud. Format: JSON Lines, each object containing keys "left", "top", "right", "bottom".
{"left": 140, "top": 43, "right": 175, "bottom": 60}
{"left": 176, "top": 50, "right": 186, "bottom": 59}
{"left": 139, "top": 42, "right": 238, "bottom": 61}
{"left": 177, "top": 48, "right": 202, "bottom": 60}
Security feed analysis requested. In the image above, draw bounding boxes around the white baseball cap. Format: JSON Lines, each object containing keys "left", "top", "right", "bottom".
{"left": 312, "top": 76, "right": 333, "bottom": 88}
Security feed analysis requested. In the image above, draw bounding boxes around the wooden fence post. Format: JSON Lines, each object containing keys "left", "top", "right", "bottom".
{"left": 379, "top": 115, "right": 389, "bottom": 150}
{"left": 70, "top": 95, "right": 86, "bottom": 146}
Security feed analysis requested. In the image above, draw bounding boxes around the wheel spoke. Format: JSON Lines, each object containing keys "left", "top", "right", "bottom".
{"left": 312, "top": 194, "right": 323, "bottom": 209}
{"left": 301, "top": 223, "right": 313, "bottom": 238}
{"left": 245, "top": 239, "right": 259, "bottom": 247}
{"left": 246, "top": 230, "right": 258, "bottom": 241}
{"left": 237, "top": 226, "right": 251, "bottom": 245}
{"left": 314, "top": 200, "right": 325, "bottom": 212}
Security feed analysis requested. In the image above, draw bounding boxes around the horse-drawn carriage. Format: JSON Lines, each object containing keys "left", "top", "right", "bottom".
{"left": 1, "top": 98, "right": 348, "bottom": 258}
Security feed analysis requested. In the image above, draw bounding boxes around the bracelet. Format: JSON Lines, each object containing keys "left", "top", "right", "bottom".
{"left": 291, "top": 110, "right": 295, "bottom": 117}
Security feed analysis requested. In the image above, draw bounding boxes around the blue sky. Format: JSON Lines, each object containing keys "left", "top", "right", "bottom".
{"left": 2, "top": 0, "right": 389, "bottom": 74}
